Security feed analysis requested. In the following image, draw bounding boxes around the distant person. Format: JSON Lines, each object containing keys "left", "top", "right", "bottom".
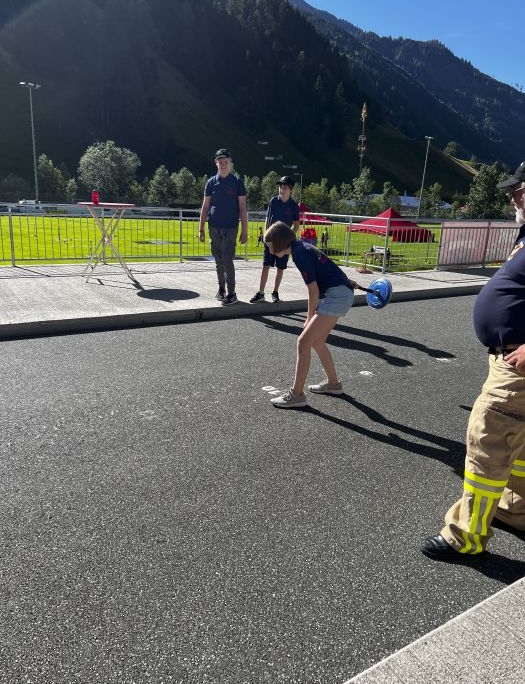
{"left": 199, "top": 148, "right": 248, "bottom": 306}
{"left": 320, "top": 229, "right": 329, "bottom": 252}
{"left": 257, "top": 226, "right": 264, "bottom": 246}
{"left": 300, "top": 225, "right": 317, "bottom": 246}
{"left": 250, "top": 176, "right": 300, "bottom": 303}
{"left": 422, "top": 161, "right": 525, "bottom": 560}
{"left": 264, "top": 221, "right": 356, "bottom": 408}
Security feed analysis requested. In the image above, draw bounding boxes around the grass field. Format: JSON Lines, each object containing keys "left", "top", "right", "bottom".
{"left": 0, "top": 212, "right": 442, "bottom": 272}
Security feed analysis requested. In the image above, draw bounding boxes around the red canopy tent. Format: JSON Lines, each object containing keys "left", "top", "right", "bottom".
{"left": 351, "top": 208, "right": 433, "bottom": 243}
{"left": 298, "top": 202, "right": 332, "bottom": 225}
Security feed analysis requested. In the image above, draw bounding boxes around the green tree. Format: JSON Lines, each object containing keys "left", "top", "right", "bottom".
{"left": 77, "top": 140, "right": 141, "bottom": 202}
{"left": 128, "top": 180, "right": 148, "bottom": 206}
{"left": 171, "top": 167, "right": 198, "bottom": 204}
{"left": 416, "top": 188, "right": 433, "bottom": 217}
{"left": 244, "top": 175, "right": 263, "bottom": 210}
{"left": 64, "top": 178, "right": 78, "bottom": 203}
{"left": 466, "top": 163, "right": 508, "bottom": 218}
{"left": 328, "top": 185, "right": 348, "bottom": 214}
{"left": 381, "top": 181, "right": 400, "bottom": 210}
{"left": 148, "top": 165, "right": 176, "bottom": 206}
{"left": 352, "top": 167, "right": 375, "bottom": 214}
{"left": 38, "top": 154, "right": 66, "bottom": 202}
{"left": 443, "top": 141, "right": 458, "bottom": 157}
{"left": 0, "top": 174, "right": 31, "bottom": 202}
{"left": 260, "top": 171, "right": 281, "bottom": 204}
{"left": 302, "top": 178, "right": 330, "bottom": 212}
{"left": 428, "top": 182, "right": 445, "bottom": 216}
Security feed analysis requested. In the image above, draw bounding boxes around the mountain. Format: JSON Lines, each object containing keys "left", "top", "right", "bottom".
{"left": 288, "top": 0, "right": 525, "bottom": 166}
{"left": 0, "top": 0, "right": 516, "bottom": 202}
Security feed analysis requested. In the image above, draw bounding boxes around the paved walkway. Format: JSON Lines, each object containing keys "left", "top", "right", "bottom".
{"left": 2, "top": 259, "right": 524, "bottom": 683}
{"left": 0, "top": 259, "right": 493, "bottom": 339}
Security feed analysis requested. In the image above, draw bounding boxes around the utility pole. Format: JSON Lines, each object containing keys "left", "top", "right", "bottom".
{"left": 417, "top": 136, "right": 434, "bottom": 219}
{"left": 358, "top": 102, "right": 367, "bottom": 173}
{"left": 19, "top": 81, "right": 42, "bottom": 202}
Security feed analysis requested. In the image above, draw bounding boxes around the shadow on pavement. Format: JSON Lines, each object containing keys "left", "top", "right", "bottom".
{"left": 136, "top": 288, "right": 200, "bottom": 302}
{"left": 256, "top": 314, "right": 454, "bottom": 368}
{"left": 305, "top": 393, "right": 465, "bottom": 477}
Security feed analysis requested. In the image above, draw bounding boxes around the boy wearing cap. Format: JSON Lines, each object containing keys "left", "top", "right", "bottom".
{"left": 250, "top": 176, "right": 300, "bottom": 304}
{"left": 422, "top": 161, "right": 525, "bottom": 561}
{"left": 199, "top": 149, "right": 248, "bottom": 306}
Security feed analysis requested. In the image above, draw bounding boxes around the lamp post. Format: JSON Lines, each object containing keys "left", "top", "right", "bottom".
{"left": 19, "top": 81, "right": 41, "bottom": 202}
{"left": 416, "top": 135, "right": 433, "bottom": 219}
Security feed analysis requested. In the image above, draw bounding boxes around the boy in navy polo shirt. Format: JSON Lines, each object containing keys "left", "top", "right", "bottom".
{"left": 264, "top": 221, "right": 356, "bottom": 408}
{"left": 250, "top": 176, "right": 300, "bottom": 304}
{"left": 199, "top": 148, "right": 248, "bottom": 306}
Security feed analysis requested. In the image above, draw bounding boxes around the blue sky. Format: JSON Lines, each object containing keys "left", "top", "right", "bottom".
{"left": 306, "top": 1, "right": 523, "bottom": 90}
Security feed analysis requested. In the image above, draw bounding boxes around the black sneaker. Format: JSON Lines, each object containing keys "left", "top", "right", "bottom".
{"left": 271, "top": 291, "right": 279, "bottom": 303}
{"left": 250, "top": 291, "right": 265, "bottom": 303}
{"left": 222, "top": 292, "right": 238, "bottom": 306}
{"left": 215, "top": 289, "right": 225, "bottom": 301}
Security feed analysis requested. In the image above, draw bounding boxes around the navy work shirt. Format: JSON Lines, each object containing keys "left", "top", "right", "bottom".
{"left": 473, "top": 224, "right": 525, "bottom": 347}
{"left": 266, "top": 195, "right": 299, "bottom": 228}
{"left": 291, "top": 240, "right": 352, "bottom": 295}
{"left": 205, "top": 173, "right": 246, "bottom": 229}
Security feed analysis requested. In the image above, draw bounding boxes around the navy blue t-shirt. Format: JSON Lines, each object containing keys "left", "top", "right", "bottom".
{"left": 204, "top": 173, "right": 246, "bottom": 229}
{"left": 473, "top": 224, "right": 525, "bottom": 347}
{"left": 291, "top": 240, "right": 352, "bottom": 295}
{"left": 266, "top": 195, "right": 299, "bottom": 228}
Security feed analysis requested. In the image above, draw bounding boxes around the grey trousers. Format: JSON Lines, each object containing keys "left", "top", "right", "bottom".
{"left": 209, "top": 226, "right": 238, "bottom": 294}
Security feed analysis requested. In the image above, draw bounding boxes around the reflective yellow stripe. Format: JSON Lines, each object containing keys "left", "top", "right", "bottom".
{"left": 465, "top": 470, "right": 508, "bottom": 488}
{"left": 511, "top": 459, "right": 525, "bottom": 477}
{"left": 464, "top": 481, "right": 502, "bottom": 499}
{"left": 461, "top": 475, "right": 503, "bottom": 554}
{"left": 460, "top": 530, "right": 483, "bottom": 554}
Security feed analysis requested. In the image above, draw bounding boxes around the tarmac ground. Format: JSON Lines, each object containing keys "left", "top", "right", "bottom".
{"left": 2, "top": 258, "right": 524, "bottom": 683}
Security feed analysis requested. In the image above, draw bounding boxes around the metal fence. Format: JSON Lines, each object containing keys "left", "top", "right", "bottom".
{"left": 0, "top": 204, "right": 516, "bottom": 271}
{"left": 438, "top": 220, "right": 517, "bottom": 268}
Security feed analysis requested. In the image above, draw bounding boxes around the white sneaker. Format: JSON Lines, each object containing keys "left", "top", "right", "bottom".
{"left": 271, "top": 389, "right": 308, "bottom": 408}
{"left": 308, "top": 379, "right": 343, "bottom": 395}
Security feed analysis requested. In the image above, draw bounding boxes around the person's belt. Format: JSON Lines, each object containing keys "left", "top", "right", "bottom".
{"left": 488, "top": 345, "right": 520, "bottom": 356}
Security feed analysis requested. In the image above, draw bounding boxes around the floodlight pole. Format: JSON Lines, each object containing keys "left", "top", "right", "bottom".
{"left": 417, "top": 135, "right": 433, "bottom": 219}
{"left": 19, "top": 81, "right": 42, "bottom": 202}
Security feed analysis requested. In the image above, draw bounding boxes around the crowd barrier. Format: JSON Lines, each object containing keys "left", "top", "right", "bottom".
{"left": 0, "top": 204, "right": 516, "bottom": 272}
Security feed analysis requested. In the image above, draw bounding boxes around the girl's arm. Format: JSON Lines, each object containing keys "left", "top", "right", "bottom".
{"left": 305, "top": 281, "right": 319, "bottom": 324}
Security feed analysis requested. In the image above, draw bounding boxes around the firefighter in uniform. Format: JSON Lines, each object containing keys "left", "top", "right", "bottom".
{"left": 422, "top": 161, "right": 525, "bottom": 560}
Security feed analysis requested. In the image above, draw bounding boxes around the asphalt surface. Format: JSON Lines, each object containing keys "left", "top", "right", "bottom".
{"left": 1, "top": 293, "right": 525, "bottom": 683}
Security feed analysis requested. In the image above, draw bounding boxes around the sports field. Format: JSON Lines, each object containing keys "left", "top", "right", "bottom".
{"left": 0, "top": 212, "right": 441, "bottom": 271}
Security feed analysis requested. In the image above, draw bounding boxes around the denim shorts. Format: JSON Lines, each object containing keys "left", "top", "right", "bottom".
{"left": 263, "top": 243, "right": 289, "bottom": 269}
{"left": 316, "top": 284, "right": 354, "bottom": 317}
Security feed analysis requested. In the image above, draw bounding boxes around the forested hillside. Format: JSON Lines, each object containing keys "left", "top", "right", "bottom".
{"left": 0, "top": 0, "right": 513, "bottom": 200}
{"left": 289, "top": 0, "right": 525, "bottom": 166}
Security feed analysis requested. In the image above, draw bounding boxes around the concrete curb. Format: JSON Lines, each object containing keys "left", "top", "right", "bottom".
{"left": 0, "top": 284, "right": 486, "bottom": 340}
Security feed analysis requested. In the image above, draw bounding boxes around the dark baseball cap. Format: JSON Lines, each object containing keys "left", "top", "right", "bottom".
{"left": 277, "top": 175, "right": 295, "bottom": 187}
{"left": 214, "top": 148, "right": 232, "bottom": 160}
{"left": 497, "top": 161, "right": 525, "bottom": 189}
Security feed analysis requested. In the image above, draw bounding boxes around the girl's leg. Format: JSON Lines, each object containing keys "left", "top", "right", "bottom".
{"left": 312, "top": 338, "right": 338, "bottom": 384}
{"left": 273, "top": 268, "right": 284, "bottom": 292}
{"left": 258, "top": 264, "right": 270, "bottom": 292}
{"left": 292, "top": 313, "right": 338, "bottom": 395}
